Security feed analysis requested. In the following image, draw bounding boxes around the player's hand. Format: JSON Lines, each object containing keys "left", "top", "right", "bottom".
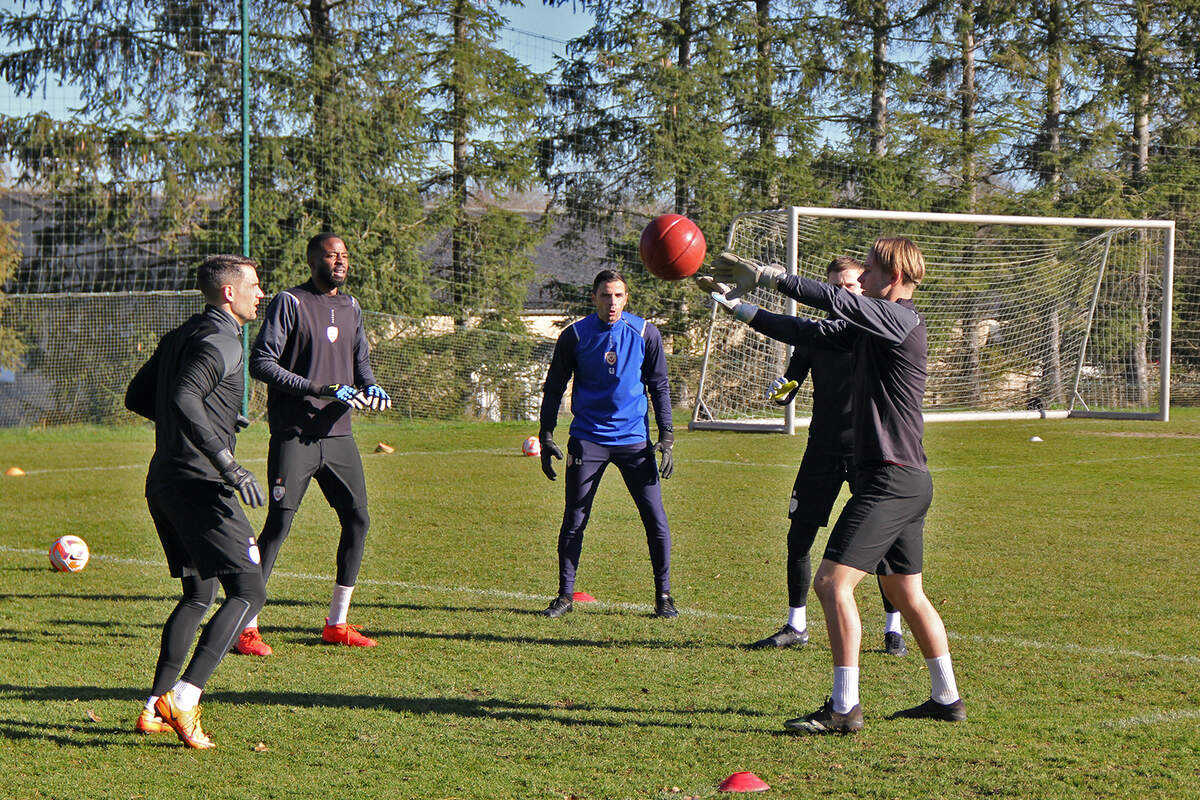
{"left": 319, "top": 383, "right": 368, "bottom": 409}
{"left": 710, "top": 251, "right": 785, "bottom": 299}
{"left": 234, "top": 413, "right": 251, "bottom": 432}
{"left": 212, "top": 448, "right": 266, "bottom": 508}
{"left": 363, "top": 384, "right": 392, "bottom": 411}
{"left": 711, "top": 292, "right": 758, "bottom": 323}
{"left": 692, "top": 274, "right": 729, "bottom": 295}
{"left": 766, "top": 377, "right": 799, "bottom": 405}
{"left": 539, "top": 431, "right": 563, "bottom": 481}
{"left": 654, "top": 429, "right": 674, "bottom": 479}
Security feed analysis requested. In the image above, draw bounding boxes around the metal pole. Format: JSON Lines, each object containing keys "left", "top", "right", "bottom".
{"left": 240, "top": 0, "right": 251, "bottom": 415}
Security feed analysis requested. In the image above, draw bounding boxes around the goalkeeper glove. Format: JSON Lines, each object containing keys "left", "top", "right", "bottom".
{"left": 653, "top": 429, "right": 674, "bottom": 480}
{"left": 212, "top": 448, "right": 266, "bottom": 508}
{"left": 710, "top": 251, "right": 785, "bottom": 299}
{"left": 539, "top": 430, "right": 563, "bottom": 481}
{"left": 363, "top": 384, "right": 392, "bottom": 411}
{"left": 318, "top": 383, "right": 368, "bottom": 409}
{"left": 234, "top": 413, "right": 251, "bottom": 432}
{"left": 711, "top": 292, "right": 758, "bottom": 323}
{"left": 766, "top": 377, "right": 800, "bottom": 405}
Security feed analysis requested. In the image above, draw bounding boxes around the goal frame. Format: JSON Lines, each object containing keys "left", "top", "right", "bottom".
{"left": 690, "top": 206, "right": 1176, "bottom": 433}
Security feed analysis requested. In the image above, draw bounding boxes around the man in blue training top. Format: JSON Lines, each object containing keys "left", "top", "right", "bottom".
{"left": 538, "top": 269, "right": 677, "bottom": 619}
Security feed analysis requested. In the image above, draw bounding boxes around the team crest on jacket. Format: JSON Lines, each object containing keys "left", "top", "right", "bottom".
{"left": 605, "top": 351, "right": 616, "bottom": 365}
{"left": 326, "top": 325, "right": 339, "bottom": 343}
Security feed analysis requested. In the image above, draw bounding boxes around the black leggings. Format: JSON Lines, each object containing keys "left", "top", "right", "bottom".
{"left": 258, "top": 504, "right": 370, "bottom": 587}
{"left": 151, "top": 570, "right": 266, "bottom": 696}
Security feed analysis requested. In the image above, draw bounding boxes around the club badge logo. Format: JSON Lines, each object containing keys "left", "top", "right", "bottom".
{"left": 326, "top": 325, "right": 339, "bottom": 343}
{"left": 605, "top": 351, "right": 617, "bottom": 365}
{"left": 273, "top": 483, "right": 286, "bottom": 502}
{"left": 247, "top": 538, "right": 261, "bottom": 565}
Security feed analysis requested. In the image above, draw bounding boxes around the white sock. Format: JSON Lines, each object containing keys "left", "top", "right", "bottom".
{"left": 884, "top": 611, "right": 902, "bottom": 635}
{"left": 787, "top": 606, "right": 806, "bottom": 632}
{"left": 926, "top": 654, "right": 960, "bottom": 705}
{"left": 171, "top": 680, "right": 202, "bottom": 711}
{"left": 244, "top": 615, "right": 259, "bottom": 631}
{"left": 328, "top": 584, "right": 355, "bottom": 625}
{"left": 831, "top": 666, "right": 860, "bottom": 714}
{"left": 145, "top": 696, "right": 159, "bottom": 714}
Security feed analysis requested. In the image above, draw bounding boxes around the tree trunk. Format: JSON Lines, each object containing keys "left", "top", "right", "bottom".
{"left": 674, "top": 0, "right": 694, "bottom": 214}
{"left": 958, "top": 0, "right": 977, "bottom": 209}
{"left": 1130, "top": 0, "right": 1151, "bottom": 404}
{"left": 870, "top": 0, "right": 888, "bottom": 157}
{"left": 452, "top": 0, "right": 469, "bottom": 323}
{"left": 756, "top": 0, "right": 779, "bottom": 205}
{"left": 310, "top": 0, "right": 336, "bottom": 227}
{"left": 1041, "top": 0, "right": 1063, "bottom": 196}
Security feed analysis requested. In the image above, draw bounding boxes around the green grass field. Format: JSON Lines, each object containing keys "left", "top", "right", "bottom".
{"left": 1, "top": 413, "right": 1198, "bottom": 799}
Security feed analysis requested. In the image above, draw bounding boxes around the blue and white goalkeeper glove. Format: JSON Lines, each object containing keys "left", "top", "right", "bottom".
{"left": 319, "top": 383, "right": 368, "bottom": 409}
{"left": 363, "top": 384, "right": 392, "bottom": 411}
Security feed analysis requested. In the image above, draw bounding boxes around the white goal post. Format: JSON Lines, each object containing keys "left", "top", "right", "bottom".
{"left": 690, "top": 206, "right": 1175, "bottom": 433}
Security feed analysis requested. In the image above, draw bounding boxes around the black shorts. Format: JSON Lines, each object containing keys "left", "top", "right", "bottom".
{"left": 148, "top": 481, "right": 261, "bottom": 579}
{"left": 266, "top": 434, "right": 367, "bottom": 511}
{"left": 823, "top": 464, "right": 932, "bottom": 575}
{"left": 789, "top": 448, "right": 853, "bottom": 526}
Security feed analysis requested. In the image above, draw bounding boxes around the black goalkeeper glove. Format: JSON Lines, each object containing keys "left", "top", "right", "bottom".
{"left": 234, "top": 413, "right": 251, "bottom": 432}
{"left": 212, "top": 448, "right": 266, "bottom": 508}
{"left": 654, "top": 429, "right": 674, "bottom": 480}
{"left": 539, "top": 430, "right": 564, "bottom": 481}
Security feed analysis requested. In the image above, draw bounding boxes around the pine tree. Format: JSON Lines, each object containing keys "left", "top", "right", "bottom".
{"left": 0, "top": 1, "right": 434, "bottom": 313}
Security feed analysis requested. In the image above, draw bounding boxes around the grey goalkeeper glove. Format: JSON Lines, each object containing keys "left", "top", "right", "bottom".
{"left": 212, "top": 448, "right": 266, "bottom": 508}
{"left": 766, "top": 377, "right": 800, "bottom": 405}
{"left": 711, "top": 292, "right": 758, "bottom": 323}
{"left": 539, "top": 430, "right": 564, "bottom": 481}
{"left": 653, "top": 429, "right": 674, "bottom": 480}
{"left": 710, "top": 251, "right": 785, "bottom": 299}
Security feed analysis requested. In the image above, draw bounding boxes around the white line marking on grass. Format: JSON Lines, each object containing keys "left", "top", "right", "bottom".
{"left": 9, "top": 450, "right": 513, "bottom": 476}
{"left": 0, "top": 546, "right": 753, "bottom": 622}
{"left": 948, "top": 632, "right": 1200, "bottom": 665}
{"left": 7, "top": 545, "right": 1198, "bottom": 647}
{"left": 1108, "top": 709, "right": 1200, "bottom": 728}
{"left": 692, "top": 452, "right": 1197, "bottom": 473}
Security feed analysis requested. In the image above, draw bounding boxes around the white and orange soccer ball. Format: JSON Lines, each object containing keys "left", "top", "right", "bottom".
{"left": 49, "top": 535, "right": 89, "bottom": 573}
{"left": 522, "top": 435, "right": 541, "bottom": 457}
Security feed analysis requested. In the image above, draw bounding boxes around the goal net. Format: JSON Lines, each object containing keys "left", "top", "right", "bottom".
{"left": 691, "top": 207, "right": 1175, "bottom": 432}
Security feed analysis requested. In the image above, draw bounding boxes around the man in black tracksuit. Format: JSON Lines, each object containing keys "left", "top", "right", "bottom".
{"left": 234, "top": 233, "right": 392, "bottom": 655}
{"left": 124, "top": 254, "right": 267, "bottom": 749}
{"left": 747, "top": 256, "right": 907, "bottom": 657}
{"left": 708, "top": 237, "right": 964, "bottom": 735}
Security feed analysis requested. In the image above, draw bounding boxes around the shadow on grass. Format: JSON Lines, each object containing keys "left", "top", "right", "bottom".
{"left": 0, "top": 684, "right": 771, "bottom": 741}
{"left": 0, "top": 717, "right": 180, "bottom": 749}
{"left": 256, "top": 624, "right": 714, "bottom": 651}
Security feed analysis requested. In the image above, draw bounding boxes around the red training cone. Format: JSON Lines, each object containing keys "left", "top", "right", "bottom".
{"left": 718, "top": 772, "right": 770, "bottom": 793}
{"left": 572, "top": 591, "right": 596, "bottom": 603}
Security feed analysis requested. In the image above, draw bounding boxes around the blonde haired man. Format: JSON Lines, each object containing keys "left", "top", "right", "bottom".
{"left": 707, "top": 237, "right": 964, "bottom": 734}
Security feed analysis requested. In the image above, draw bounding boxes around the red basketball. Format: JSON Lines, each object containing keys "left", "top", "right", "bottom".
{"left": 638, "top": 214, "right": 707, "bottom": 281}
